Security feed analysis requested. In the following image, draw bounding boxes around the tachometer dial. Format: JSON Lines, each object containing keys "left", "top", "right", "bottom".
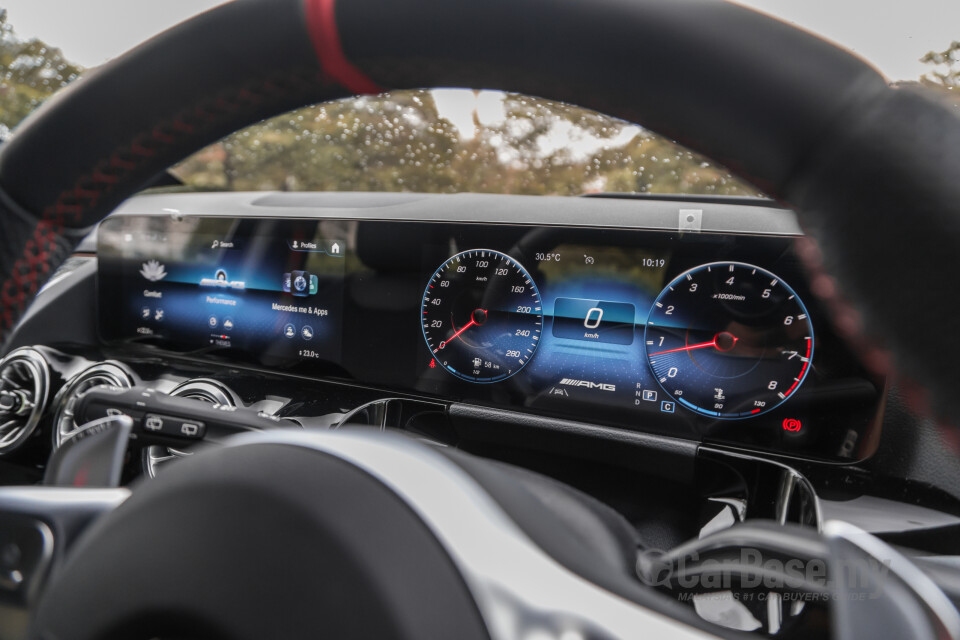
{"left": 644, "top": 262, "right": 814, "bottom": 418}
{"left": 422, "top": 249, "right": 542, "bottom": 383}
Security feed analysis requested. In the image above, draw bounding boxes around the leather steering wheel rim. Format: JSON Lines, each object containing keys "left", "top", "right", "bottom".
{"left": 1, "top": 0, "right": 958, "bottom": 422}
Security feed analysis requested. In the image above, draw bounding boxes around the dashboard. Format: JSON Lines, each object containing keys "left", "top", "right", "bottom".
{"left": 89, "top": 192, "right": 884, "bottom": 463}
{"left": 17, "top": 190, "right": 960, "bottom": 636}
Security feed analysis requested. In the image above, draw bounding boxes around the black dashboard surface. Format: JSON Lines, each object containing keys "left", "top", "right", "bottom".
{"left": 91, "top": 192, "right": 883, "bottom": 462}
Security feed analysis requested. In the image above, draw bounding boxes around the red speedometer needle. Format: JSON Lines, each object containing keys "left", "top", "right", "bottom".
{"left": 437, "top": 309, "right": 487, "bottom": 351}
{"left": 649, "top": 331, "right": 738, "bottom": 356}
{"left": 440, "top": 319, "right": 476, "bottom": 349}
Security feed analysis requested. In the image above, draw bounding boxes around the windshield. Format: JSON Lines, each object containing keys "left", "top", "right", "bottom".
{"left": 0, "top": 2, "right": 957, "bottom": 197}
{"left": 171, "top": 90, "right": 761, "bottom": 197}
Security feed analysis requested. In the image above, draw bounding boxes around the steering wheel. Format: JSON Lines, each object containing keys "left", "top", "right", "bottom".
{"left": 1, "top": 0, "right": 959, "bottom": 637}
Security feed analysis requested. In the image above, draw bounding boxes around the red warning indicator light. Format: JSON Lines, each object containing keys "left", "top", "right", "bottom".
{"left": 782, "top": 418, "right": 802, "bottom": 432}
{"left": 428, "top": 358, "right": 437, "bottom": 369}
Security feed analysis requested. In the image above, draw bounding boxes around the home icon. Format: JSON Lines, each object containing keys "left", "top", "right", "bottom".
{"left": 331, "top": 242, "right": 340, "bottom": 254}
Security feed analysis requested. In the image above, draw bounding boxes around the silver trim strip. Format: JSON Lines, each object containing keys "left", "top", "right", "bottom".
{"left": 0, "top": 487, "right": 131, "bottom": 511}
{"left": 111, "top": 191, "right": 803, "bottom": 237}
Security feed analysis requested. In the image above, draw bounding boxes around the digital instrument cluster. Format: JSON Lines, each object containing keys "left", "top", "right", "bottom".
{"left": 98, "top": 215, "right": 884, "bottom": 461}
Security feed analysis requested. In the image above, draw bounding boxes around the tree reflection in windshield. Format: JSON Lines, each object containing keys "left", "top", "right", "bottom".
{"left": 172, "top": 89, "right": 762, "bottom": 197}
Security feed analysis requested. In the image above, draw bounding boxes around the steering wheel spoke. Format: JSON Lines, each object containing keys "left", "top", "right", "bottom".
{"left": 0, "top": 486, "right": 129, "bottom": 630}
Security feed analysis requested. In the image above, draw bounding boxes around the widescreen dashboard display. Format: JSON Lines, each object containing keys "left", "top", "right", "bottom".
{"left": 98, "top": 214, "right": 884, "bottom": 461}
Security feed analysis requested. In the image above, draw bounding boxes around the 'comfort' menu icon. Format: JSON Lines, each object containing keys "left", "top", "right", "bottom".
{"left": 139, "top": 260, "right": 167, "bottom": 282}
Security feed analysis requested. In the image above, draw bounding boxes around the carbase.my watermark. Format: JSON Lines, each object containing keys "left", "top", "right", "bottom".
{"left": 636, "top": 547, "right": 891, "bottom": 599}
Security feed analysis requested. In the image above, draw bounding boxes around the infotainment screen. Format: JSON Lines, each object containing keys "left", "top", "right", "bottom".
{"left": 98, "top": 217, "right": 348, "bottom": 369}
{"left": 98, "top": 214, "right": 885, "bottom": 461}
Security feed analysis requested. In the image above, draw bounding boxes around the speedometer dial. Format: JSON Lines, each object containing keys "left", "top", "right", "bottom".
{"left": 644, "top": 262, "right": 814, "bottom": 418}
{"left": 422, "top": 249, "right": 542, "bottom": 383}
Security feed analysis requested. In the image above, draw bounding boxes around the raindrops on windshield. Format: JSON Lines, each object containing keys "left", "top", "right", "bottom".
{"left": 172, "top": 89, "right": 762, "bottom": 197}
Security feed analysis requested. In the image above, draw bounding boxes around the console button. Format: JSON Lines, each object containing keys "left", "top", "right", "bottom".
{"left": 143, "top": 414, "right": 206, "bottom": 440}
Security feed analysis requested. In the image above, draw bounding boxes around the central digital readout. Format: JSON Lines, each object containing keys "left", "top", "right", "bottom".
{"left": 552, "top": 298, "right": 635, "bottom": 345}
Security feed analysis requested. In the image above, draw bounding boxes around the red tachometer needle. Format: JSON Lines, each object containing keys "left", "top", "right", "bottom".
{"left": 649, "top": 331, "right": 738, "bottom": 356}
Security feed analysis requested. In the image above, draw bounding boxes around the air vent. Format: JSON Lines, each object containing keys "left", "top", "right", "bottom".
{"left": 0, "top": 348, "right": 50, "bottom": 454}
{"left": 143, "top": 379, "right": 235, "bottom": 478}
{"left": 53, "top": 362, "right": 133, "bottom": 448}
